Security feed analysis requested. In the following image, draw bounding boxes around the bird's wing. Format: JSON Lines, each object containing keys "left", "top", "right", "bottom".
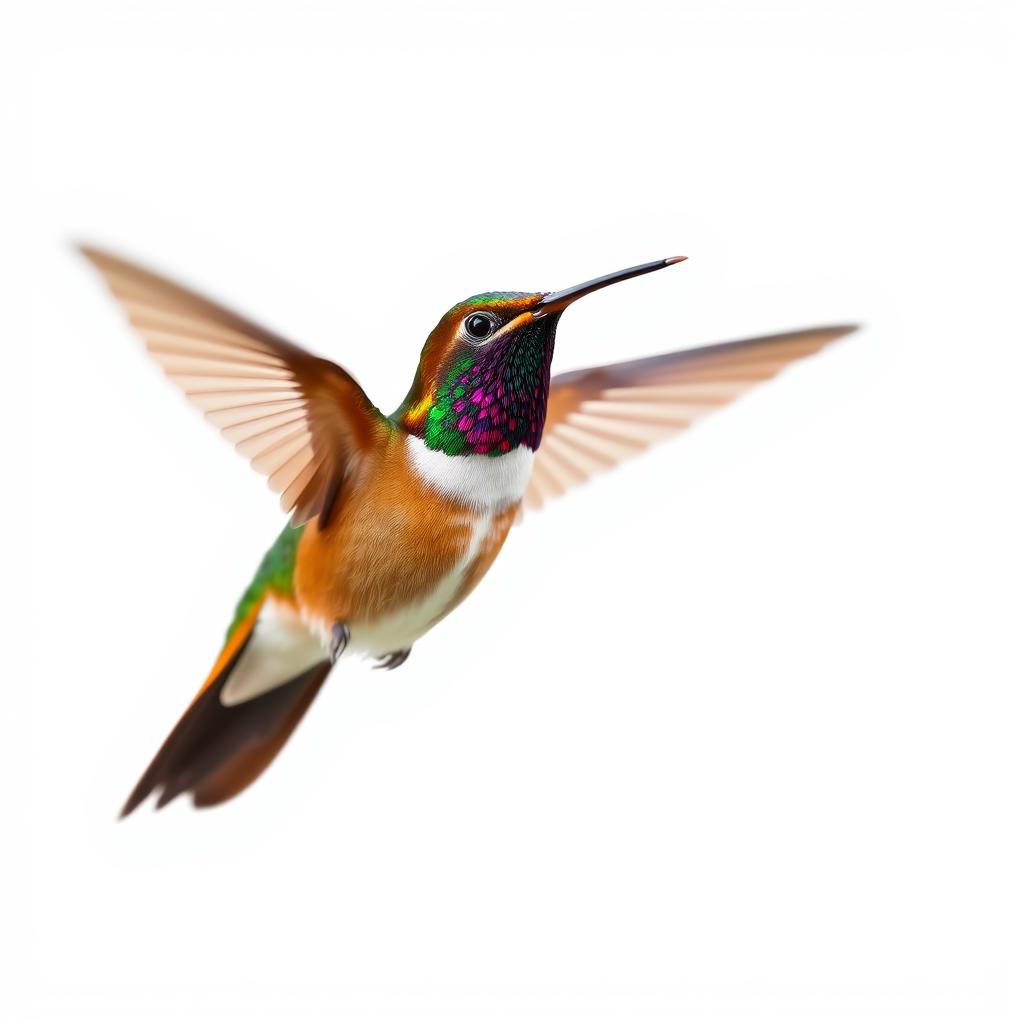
{"left": 80, "top": 246, "right": 385, "bottom": 527}
{"left": 523, "top": 325, "right": 856, "bottom": 512}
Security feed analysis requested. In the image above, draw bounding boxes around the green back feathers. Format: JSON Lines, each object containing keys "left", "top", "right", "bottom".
{"left": 226, "top": 524, "right": 305, "bottom": 641}
{"left": 463, "top": 291, "right": 533, "bottom": 306}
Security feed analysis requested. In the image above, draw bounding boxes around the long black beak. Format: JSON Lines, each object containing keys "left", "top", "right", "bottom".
{"left": 533, "top": 256, "right": 686, "bottom": 317}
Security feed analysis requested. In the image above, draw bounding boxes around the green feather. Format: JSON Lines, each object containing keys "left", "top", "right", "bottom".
{"left": 424, "top": 354, "right": 475, "bottom": 455}
{"left": 225, "top": 523, "right": 305, "bottom": 641}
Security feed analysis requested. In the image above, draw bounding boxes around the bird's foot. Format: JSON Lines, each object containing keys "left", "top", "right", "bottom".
{"left": 330, "top": 622, "right": 350, "bottom": 664}
{"left": 374, "top": 648, "right": 411, "bottom": 671}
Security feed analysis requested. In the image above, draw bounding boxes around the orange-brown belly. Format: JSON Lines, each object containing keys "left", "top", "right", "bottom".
{"left": 292, "top": 435, "right": 518, "bottom": 654}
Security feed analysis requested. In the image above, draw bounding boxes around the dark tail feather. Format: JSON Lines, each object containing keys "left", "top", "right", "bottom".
{"left": 121, "top": 637, "right": 331, "bottom": 816}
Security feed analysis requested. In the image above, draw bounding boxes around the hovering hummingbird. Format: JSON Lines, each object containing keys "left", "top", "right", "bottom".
{"left": 80, "top": 246, "right": 854, "bottom": 814}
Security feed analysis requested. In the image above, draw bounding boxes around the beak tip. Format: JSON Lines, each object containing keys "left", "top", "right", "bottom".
{"left": 537, "top": 255, "right": 687, "bottom": 314}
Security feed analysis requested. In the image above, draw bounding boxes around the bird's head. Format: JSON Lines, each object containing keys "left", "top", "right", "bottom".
{"left": 396, "top": 257, "right": 685, "bottom": 456}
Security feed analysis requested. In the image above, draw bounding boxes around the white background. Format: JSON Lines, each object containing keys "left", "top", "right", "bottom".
{"left": 7, "top": 1, "right": 1023, "bottom": 1021}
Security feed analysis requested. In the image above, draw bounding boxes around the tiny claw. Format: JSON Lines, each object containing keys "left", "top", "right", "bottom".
{"left": 374, "top": 648, "right": 411, "bottom": 671}
{"left": 330, "top": 622, "right": 350, "bottom": 664}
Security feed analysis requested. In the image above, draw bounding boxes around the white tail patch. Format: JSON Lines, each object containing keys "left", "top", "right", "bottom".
{"left": 220, "top": 598, "right": 325, "bottom": 706}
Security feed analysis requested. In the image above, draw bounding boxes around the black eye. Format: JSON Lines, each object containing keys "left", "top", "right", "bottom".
{"left": 464, "top": 312, "right": 496, "bottom": 341}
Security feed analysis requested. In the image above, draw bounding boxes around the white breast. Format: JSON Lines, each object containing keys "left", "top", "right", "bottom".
{"left": 405, "top": 435, "right": 534, "bottom": 510}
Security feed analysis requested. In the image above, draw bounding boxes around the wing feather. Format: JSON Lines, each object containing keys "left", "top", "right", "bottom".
{"left": 525, "top": 325, "right": 856, "bottom": 512}
{"left": 80, "top": 246, "right": 384, "bottom": 526}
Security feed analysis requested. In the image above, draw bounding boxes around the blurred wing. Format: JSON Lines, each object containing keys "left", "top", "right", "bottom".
{"left": 524, "top": 325, "right": 856, "bottom": 511}
{"left": 80, "top": 246, "right": 384, "bottom": 527}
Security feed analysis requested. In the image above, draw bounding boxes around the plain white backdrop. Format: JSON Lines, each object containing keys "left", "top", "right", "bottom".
{"left": 7, "top": 0, "right": 1023, "bottom": 1020}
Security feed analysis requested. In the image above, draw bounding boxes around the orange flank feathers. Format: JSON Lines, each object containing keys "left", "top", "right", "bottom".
{"left": 194, "top": 598, "right": 265, "bottom": 701}
{"left": 294, "top": 431, "right": 518, "bottom": 629}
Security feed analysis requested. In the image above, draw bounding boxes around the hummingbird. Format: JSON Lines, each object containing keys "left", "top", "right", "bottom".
{"left": 80, "top": 246, "right": 854, "bottom": 815}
